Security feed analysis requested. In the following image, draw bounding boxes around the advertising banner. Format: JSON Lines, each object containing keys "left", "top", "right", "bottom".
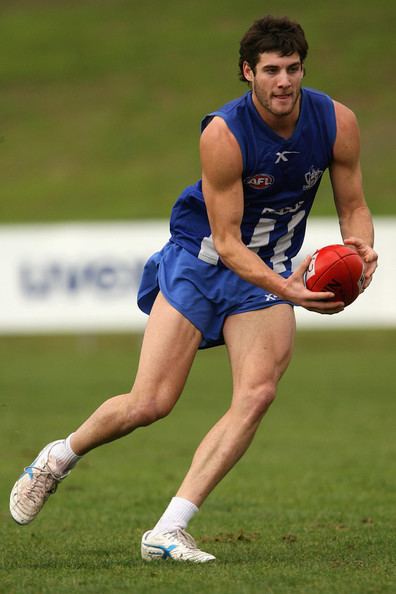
{"left": 0, "top": 219, "right": 393, "bottom": 333}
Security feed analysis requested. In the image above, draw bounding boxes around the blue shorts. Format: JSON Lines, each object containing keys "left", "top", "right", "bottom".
{"left": 137, "top": 241, "right": 293, "bottom": 349}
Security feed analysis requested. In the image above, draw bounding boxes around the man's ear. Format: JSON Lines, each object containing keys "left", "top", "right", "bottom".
{"left": 242, "top": 61, "right": 254, "bottom": 83}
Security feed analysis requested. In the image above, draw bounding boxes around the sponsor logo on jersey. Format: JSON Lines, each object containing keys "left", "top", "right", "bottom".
{"left": 275, "top": 151, "right": 300, "bottom": 164}
{"left": 303, "top": 166, "right": 324, "bottom": 191}
{"left": 261, "top": 200, "right": 304, "bottom": 216}
{"left": 245, "top": 173, "right": 274, "bottom": 190}
{"left": 265, "top": 293, "right": 279, "bottom": 302}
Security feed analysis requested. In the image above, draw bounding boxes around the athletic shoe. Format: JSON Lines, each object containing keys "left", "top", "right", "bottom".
{"left": 141, "top": 529, "right": 216, "bottom": 563}
{"left": 10, "top": 441, "right": 69, "bottom": 525}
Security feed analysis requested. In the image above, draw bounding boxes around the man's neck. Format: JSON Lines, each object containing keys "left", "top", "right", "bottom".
{"left": 252, "top": 93, "right": 301, "bottom": 140}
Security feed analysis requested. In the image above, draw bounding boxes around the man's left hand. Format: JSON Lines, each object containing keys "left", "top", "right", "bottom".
{"left": 344, "top": 236, "right": 378, "bottom": 290}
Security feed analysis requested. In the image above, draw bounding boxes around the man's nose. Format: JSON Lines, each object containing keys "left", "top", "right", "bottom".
{"left": 277, "top": 70, "right": 291, "bottom": 87}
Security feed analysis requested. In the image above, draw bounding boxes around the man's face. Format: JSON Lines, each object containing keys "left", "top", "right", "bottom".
{"left": 243, "top": 52, "right": 304, "bottom": 118}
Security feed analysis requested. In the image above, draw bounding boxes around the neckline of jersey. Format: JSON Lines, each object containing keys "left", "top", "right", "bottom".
{"left": 247, "top": 88, "right": 306, "bottom": 144}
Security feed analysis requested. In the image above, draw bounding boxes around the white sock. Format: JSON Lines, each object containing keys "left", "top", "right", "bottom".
{"left": 50, "top": 433, "right": 82, "bottom": 474}
{"left": 151, "top": 497, "right": 199, "bottom": 535}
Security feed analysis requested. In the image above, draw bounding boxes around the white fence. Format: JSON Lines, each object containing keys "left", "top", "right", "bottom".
{"left": 0, "top": 218, "right": 394, "bottom": 334}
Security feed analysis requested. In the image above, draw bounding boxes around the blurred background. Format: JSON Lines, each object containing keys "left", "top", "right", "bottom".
{"left": 1, "top": 0, "right": 395, "bottom": 333}
{"left": 1, "top": 0, "right": 395, "bottom": 222}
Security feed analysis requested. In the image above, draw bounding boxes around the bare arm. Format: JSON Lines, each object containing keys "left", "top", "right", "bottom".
{"left": 200, "top": 117, "right": 284, "bottom": 295}
{"left": 200, "top": 117, "right": 342, "bottom": 312}
{"left": 330, "top": 101, "right": 378, "bottom": 288}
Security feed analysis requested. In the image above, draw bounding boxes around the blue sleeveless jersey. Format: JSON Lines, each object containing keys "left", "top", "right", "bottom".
{"left": 169, "top": 87, "right": 336, "bottom": 273}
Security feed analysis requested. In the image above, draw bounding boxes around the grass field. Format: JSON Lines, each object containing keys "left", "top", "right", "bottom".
{"left": 1, "top": 330, "right": 395, "bottom": 593}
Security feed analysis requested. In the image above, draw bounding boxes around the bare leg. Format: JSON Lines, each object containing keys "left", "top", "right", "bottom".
{"left": 176, "top": 304, "right": 295, "bottom": 506}
{"left": 9, "top": 293, "right": 203, "bottom": 528}
{"left": 71, "top": 293, "right": 202, "bottom": 455}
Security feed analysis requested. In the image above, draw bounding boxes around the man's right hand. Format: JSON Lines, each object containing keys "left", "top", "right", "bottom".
{"left": 280, "top": 255, "right": 345, "bottom": 314}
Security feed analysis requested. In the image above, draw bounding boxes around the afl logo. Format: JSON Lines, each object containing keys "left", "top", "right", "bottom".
{"left": 245, "top": 173, "right": 274, "bottom": 190}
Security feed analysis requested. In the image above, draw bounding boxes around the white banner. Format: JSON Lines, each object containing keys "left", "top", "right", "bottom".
{"left": 0, "top": 218, "right": 394, "bottom": 333}
{"left": 0, "top": 222, "right": 169, "bottom": 333}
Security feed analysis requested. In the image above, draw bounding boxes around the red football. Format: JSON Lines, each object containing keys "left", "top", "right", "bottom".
{"left": 304, "top": 244, "right": 365, "bottom": 306}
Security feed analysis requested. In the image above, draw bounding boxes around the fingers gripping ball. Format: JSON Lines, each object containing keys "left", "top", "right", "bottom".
{"left": 304, "top": 244, "right": 365, "bottom": 306}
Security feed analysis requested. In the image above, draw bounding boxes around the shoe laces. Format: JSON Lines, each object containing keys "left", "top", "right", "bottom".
{"left": 167, "top": 529, "right": 198, "bottom": 549}
{"left": 152, "top": 529, "right": 214, "bottom": 562}
{"left": 23, "top": 463, "right": 63, "bottom": 504}
{"left": 170, "top": 529, "right": 213, "bottom": 561}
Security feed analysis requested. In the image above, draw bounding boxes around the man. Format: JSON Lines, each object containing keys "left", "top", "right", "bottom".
{"left": 10, "top": 16, "right": 377, "bottom": 563}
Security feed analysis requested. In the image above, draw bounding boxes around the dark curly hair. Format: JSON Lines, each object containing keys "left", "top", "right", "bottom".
{"left": 239, "top": 16, "right": 308, "bottom": 82}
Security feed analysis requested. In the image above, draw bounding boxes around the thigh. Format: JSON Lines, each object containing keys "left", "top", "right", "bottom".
{"left": 133, "top": 292, "right": 202, "bottom": 401}
{"left": 223, "top": 304, "right": 296, "bottom": 393}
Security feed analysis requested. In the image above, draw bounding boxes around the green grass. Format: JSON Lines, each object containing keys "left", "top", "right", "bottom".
{"left": 1, "top": 330, "right": 395, "bottom": 593}
{"left": 1, "top": 0, "right": 395, "bottom": 222}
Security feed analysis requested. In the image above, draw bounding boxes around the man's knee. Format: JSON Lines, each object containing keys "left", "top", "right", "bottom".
{"left": 138, "top": 398, "right": 174, "bottom": 426}
{"left": 124, "top": 386, "right": 178, "bottom": 428}
{"left": 249, "top": 383, "right": 277, "bottom": 418}
{"left": 234, "top": 382, "right": 277, "bottom": 425}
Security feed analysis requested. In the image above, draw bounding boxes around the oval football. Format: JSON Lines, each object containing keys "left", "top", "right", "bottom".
{"left": 305, "top": 244, "right": 364, "bottom": 306}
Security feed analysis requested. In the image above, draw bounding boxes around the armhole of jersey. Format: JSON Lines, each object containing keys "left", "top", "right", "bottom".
{"left": 201, "top": 112, "right": 247, "bottom": 172}
{"left": 327, "top": 97, "right": 337, "bottom": 160}
{"left": 304, "top": 88, "right": 338, "bottom": 162}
